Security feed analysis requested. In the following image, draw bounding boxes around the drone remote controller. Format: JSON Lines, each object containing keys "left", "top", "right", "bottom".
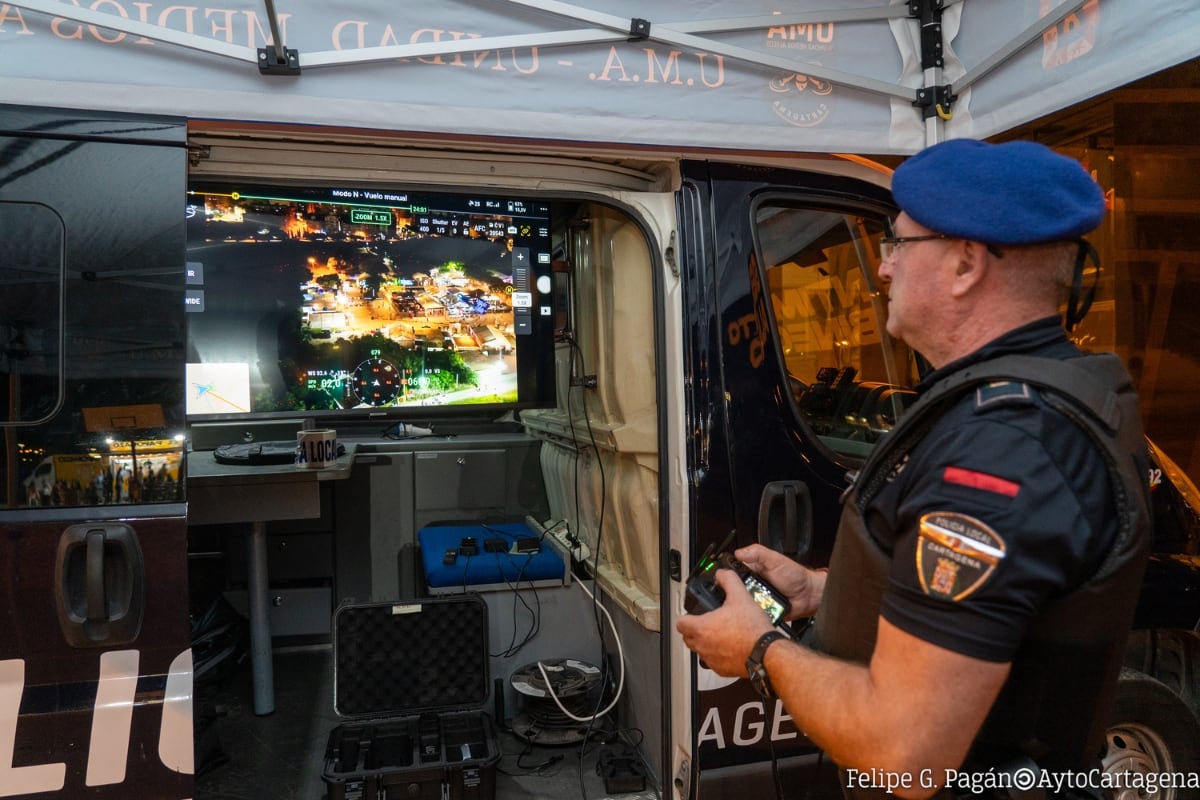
{"left": 685, "top": 537, "right": 791, "bottom": 624}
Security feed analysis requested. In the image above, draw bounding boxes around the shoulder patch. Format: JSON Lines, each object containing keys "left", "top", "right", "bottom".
{"left": 916, "top": 511, "right": 1006, "bottom": 601}
{"left": 974, "top": 380, "right": 1034, "bottom": 409}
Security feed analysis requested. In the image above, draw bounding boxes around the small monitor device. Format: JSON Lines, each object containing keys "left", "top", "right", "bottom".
{"left": 684, "top": 533, "right": 791, "bottom": 624}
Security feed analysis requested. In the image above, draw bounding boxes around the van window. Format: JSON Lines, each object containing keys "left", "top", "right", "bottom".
{"left": 0, "top": 130, "right": 187, "bottom": 511}
{"left": 753, "top": 203, "right": 916, "bottom": 458}
{"left": 0, "top": 201, "right": 65, "bottom": 428}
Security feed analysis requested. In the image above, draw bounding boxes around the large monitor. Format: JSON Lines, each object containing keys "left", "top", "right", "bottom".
{"left": 184, "top": 181, "right": 556, "bottom": 423}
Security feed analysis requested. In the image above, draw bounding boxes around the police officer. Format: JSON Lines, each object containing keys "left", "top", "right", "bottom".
{"left": 677, "top": 138, "right": 1151, "bottom": 799}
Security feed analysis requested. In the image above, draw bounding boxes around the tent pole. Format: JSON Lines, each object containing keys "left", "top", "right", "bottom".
{"left": 924, "top": 64, "right": 947, "bottom": 146}
{"left": 256, "top": 0, "right": 300, "bottom": 74}
{"left": 910, "top": 0, "right": 951, "bottom": 146}
{"left": 262, "top": 0, "right": 287, "bottom": 67}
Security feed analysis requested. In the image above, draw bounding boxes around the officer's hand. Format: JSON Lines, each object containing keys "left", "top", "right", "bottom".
{"left": 676, "top": 569, "right": 773, "bottom": 677}
{"left": 734, "top": 544, "right": 826, "bottom": 619}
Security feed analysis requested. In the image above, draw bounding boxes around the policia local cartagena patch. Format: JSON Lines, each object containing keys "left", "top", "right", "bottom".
{"left": 916, "top": 512, "right": 1007, "bottom": 601}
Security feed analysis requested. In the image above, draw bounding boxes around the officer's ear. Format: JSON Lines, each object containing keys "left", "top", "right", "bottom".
{"left": 950, "top": 239, "right": 990, "bottom": 297}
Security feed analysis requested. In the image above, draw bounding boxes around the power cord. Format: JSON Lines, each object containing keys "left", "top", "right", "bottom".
{"left": 490, "top": 550, "right": 542, "bottom": 660}
{"left": 496, "top": 728, "right": 565, "bottom": 777}
{"left": 559, "top": 291, "right": 614, "bottom": 800}
{"left": 463, "top": 522, "right": 543, "bottom": 659}
{"left": 561, "top": 333, "right": 608, "bottom": 629}
{"left": 535, "top": 577, "right": 625, "bottom": 723}
{"left": 766, "top": 702, "right": 786, "bottom": 800}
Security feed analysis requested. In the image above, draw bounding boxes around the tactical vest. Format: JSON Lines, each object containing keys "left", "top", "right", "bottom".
{"left": 811, "top": 353, "right": 1151, "bottom": 787}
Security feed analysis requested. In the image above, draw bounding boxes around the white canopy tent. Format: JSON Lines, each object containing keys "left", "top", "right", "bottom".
{"left": 2, "top": 0, "right": 1198, "bottom": 154}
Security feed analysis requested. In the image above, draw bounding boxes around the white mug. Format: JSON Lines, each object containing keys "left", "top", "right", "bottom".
{"left": 296, "top": 429, "right": 338, "bottom": 469}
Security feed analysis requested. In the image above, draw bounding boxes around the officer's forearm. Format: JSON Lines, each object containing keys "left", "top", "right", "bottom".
{"left": 762, "top": 619, "right": 1009, "bottom": 800}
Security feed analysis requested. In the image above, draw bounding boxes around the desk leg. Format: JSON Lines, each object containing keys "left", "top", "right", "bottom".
{"left": 246, "top": 521, "right": 275, "bottom": 715}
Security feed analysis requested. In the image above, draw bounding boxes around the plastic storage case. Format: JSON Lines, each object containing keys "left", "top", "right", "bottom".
{"left": 322, "top": 595, "right": 500, "bottom": 800}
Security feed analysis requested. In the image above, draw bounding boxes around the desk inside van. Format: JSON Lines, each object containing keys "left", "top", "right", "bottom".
{"left": 187, "top": 444, "right": 357, "bottom": 715}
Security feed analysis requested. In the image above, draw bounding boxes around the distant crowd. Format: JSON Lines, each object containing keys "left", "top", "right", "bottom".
{"left": 26, "top": 461, "right": 180, "bottom": 507}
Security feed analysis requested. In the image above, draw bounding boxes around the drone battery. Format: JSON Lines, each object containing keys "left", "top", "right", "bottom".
{"left": 322, "top": 596, "right": 499, "bottom": 800}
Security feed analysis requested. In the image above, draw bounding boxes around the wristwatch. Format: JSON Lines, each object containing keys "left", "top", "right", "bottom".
{"left": 746, "top": 630, "right": 788, "bottom": 700}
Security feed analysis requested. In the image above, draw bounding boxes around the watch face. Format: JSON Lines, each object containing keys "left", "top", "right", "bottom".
{"left": 351, "top": 357, "right": 401, "bottom": 406}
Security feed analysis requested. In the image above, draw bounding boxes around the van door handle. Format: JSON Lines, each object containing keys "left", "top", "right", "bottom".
{"left": 757, "top": 480, "right": 812, "bottom": 560}
{"left": 86, "top": 530, "right": 108, "bottom": 624}
{"left": 57, "top": 523, "right": 145, "bottom": 648}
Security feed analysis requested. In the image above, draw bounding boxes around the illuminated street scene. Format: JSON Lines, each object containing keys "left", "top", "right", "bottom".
{"left": 184, "top": 186, "right": 550, "bottom": 416}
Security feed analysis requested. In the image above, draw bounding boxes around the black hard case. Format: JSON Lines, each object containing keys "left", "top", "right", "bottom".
{"left": 323, "top": 596, "right": 500, "bottom": 800}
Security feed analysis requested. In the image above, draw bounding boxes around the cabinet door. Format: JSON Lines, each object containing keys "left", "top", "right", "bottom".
{"left": 414, "top": 449, "right": 508, "bottom": 522}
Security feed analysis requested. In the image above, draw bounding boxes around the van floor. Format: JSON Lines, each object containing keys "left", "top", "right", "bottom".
{"left": 194, "top": 648, "right": 656, "bottom": 800}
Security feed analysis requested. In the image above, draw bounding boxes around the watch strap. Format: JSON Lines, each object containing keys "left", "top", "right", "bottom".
{"left": 746, "top": 630, "right": 788, "bottom": 699}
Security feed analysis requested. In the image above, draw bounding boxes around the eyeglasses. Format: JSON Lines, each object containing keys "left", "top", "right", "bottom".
{"left": 878, "top": 234, "right": 1004, "bottom": 261}
{"left": 878, "top": 234, "right": 952, "bottom": 261}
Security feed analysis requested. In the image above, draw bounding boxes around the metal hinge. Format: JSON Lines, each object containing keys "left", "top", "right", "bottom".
{"left": 914, "top": 84, "right": 957, "bottom": 120}
{"left": 665, "top": 229, "right": 678, "bottom": 277}
{"left": 257, "top": 46, "right": 301, "bottom": 75}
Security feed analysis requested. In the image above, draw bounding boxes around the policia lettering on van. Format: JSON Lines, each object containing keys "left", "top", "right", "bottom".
{"left": 1, "top": 647, "right": 194, "bottom": 794}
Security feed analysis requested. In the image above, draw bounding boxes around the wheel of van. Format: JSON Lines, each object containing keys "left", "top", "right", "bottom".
{"left": 1103, "top": 669, "right": 1200, "bottom": 800}
{"left": 1124, "top": 629, "right": 1200, "bottom": 719}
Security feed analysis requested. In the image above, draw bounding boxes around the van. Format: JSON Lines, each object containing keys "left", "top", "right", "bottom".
{"left": 3, "top": 97, "right": 1200, "bottom": 800}
{"left": 3, "top": 4, "right": 1200, "bottom": 798}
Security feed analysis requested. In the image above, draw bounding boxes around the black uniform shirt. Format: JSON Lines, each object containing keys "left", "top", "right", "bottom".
{"left": 869, "top": 316, "right": 1118, "bottom": 662}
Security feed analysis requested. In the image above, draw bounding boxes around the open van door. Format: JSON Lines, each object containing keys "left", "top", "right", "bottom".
{"left": 674, "top": 159, "right": 901, "bottom": 798}
{"left": 0, "top": 105, "right": 192, "bottom": 799}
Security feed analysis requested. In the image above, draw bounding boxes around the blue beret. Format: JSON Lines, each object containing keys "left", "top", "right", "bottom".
{"left": 892, "top": 138, "right": 1105, "bottom": 246}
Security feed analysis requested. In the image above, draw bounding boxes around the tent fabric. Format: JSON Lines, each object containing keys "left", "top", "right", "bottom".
{"left": 1, "top": 1, "right": 1198, "bottom": 155}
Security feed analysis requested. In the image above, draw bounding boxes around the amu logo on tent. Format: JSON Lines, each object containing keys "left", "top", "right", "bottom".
{"left": 767, "top": 71, "right": 833, "bottom": 128}
{"left": 1041, "top": 0, "right": 1100, "bottom": 68}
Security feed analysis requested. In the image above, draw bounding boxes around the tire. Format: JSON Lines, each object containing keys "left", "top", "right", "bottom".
{"left": 1103, "top": 669, "right": 1200, "bottom": 800}
{"left": 1124, "top": 629, "right": 1200, "bottom": 720}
